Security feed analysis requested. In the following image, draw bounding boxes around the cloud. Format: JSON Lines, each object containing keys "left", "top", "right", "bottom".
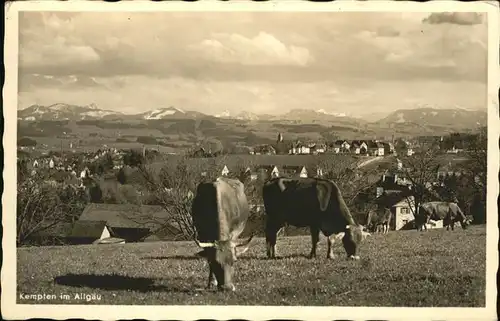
{"left": 17, "top": 11, "right": 488, "bottom": 116}
{"left": 422, "top": 13, "right": 484, "bottom": 25}
{"left": 189, "top": 32, "right": 313, "bottom": 66}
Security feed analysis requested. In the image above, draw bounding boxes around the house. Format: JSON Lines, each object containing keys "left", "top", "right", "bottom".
{"left": 255, "top": 165, "right": 280, "bottom": 180}
{"left": 436, "top": 162, "right": 467, "bottom": 180}
{"left": 316, "top": 143, "right": 327, "bottom": 154}
{"left": 351, "top": 141, "right": 362, "bottom": 154}
{"left": 66, "top": 220, "right": 111, "bottom": 245}
{"left": 376, "top": 170, "right": 412, "bottom": 198}
{"left": 376, "top": 192, "right": 416, "bottom": 230}
{"left": 78, "top": 203, "right": 182, "bottom": 242}
{"left": 446, "top": 145, "right": 464, "bottom": 154}
{"left": 391, "top": 196, "right": 416, "bottom": 230}
{"left": 220, "top": 165, "right": 230, "bottom": 176}
{"left": 281, "top": 165, "right": 308, "bottom": 178}
{"left": 305, "top": 165, "right": 324, "bottom": 178}
{"left": 382, "top": 142, "right": 395, "bottom": 155}
{"left": 376, "top": 143, "right": 385, "bottom": 156}
{"left": 253, "top": 144, "right": 276, "bottom": 155}
{"left": 289, "top": 142, "right": 310, "bottom": 155}
{"left": 336, "top": 140, "right": 351, "bottom": 153}
{"left": 328, "top": 141, "right": 342, "bottom": 154}
{"left": 366, "top": 141, "right": 380, "bottom": 156}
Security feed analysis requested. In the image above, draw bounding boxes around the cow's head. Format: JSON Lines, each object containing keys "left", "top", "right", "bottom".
{"left": 342, "top": 225, "right": 367, "bottom": 260}
{"left": 459, "top": 218, "right": 471, "bottom": 229}
{"left": 195, "top": 235, "right": 254, "bottom": 291}
{"left": 414, "top": 207, "right": 430, "bottom": 231}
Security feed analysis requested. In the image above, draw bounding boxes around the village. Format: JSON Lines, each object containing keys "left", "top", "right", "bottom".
{"left": 16, "top": 129, "right": 485, "bottom": 247}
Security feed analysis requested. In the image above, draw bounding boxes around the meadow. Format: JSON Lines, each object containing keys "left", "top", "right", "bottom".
{"left": 17, "top": 226, "right": 486, "bottom": 306}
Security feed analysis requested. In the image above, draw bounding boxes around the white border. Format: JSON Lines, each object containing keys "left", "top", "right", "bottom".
{"left": 2, "top": 1, "right": 499, "bottom": 320}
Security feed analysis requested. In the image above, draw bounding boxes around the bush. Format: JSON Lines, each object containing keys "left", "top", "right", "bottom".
{"left": 137, "top": 136, "right": 158, "bottom": 145}
{"left": 18, "top": 137, "right": 37, "bottom": 147}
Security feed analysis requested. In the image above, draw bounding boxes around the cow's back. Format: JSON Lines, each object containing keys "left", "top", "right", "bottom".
{"left": 264, "top": 178, "right": 322, "bottom": 227}
{"left": 263, "top": 177, "right": 354, "bottom": 231}
{"left": 192, "top": 177, "right": 250, "bottom": 242}
{"left": 215, "top": 177, "right": 250, "bottom": 240}
{"left": 192, "top": 181, "right": 220, "bottom": 242}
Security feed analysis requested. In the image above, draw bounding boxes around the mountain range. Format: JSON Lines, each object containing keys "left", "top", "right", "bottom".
{"left": 17, "top": 103, "right": 487, "bottom": 132}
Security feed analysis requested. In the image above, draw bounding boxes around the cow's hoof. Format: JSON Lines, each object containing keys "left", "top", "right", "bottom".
{"left": 218, "top": 284, "right": 236, "bottom": 292}
{"left": 348, "top": 255, "right": 360, "bottom": 260}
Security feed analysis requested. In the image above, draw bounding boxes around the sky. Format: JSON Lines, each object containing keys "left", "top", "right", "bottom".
{"left": 18, "top": 11, "right": 488, "bottom": 117}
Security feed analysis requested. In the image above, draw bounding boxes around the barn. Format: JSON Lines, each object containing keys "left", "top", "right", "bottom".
{"left": 66, "top": 220, "right": 111, "bottom": 245}
{"left": 78, "top": 203, "right": 183, "bottom": 242}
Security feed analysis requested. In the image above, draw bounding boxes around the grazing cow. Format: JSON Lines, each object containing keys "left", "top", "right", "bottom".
{"left": 417, "top": 201, "right": 470, "bottom": 231}
{"left": 191, "top": 177, "right": 254, "bottom": 292}
{"left": 365, "top": 207, "right": 392, "bottom": 234}
{"left": 262, "top": 177, "right": 369, "bottom": 260}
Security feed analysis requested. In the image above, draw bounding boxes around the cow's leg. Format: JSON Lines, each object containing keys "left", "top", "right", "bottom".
{"left": 207, "top": 265, "right": 217, "bottom": 289}
{"left": 451, "top": 222, "right": 455, "bottom": 231}
{"left": 308, "top": 226, "right": 320, "bottom": 259}
{"left": 326, "top": 233, "right": 343, "bottom": 259}
{"left": 265, "top": 223, "right": 280, "bottom": 259}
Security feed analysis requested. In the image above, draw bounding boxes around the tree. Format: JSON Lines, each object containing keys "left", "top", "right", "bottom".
{"left": 18, "top": 137, "right": 37, "bottom": 147}
{"left": 127, "top": 157, "right": 206, "bottom": 239}
{"left": 117, "top": 167, "right": 127, "bottom": 185}
{"left": 123, "top": 149, "right": 145, "bottom": 167}
{"left": 17, "top": 176, "right": 88, "bottom": 245}
{"left": 88, "top": 181, "right": 104, "bottom": 203}
{"left": 316, "top": 156, "right": 380, "bottom": 209}
{"left": 398, "top": 148, "right": 442, "bottom": 218}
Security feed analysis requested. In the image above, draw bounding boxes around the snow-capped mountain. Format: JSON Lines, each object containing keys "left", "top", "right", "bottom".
{"left": 17, "top": 103, "right": 123, "bottom": 121}
{"left": 375, "top": 108, "right": 487, "bottom": 131}
{"left": 139, "top": 107, "right": 186, "bottom": 120}
{"left": 214, "top": 110, "right": 232, "bottom": 118}
{"left": 234, "top": 111, "right": 261, "bottom": 121}
{"left": 278, "top": 108, "right": 362, "bottom": 125}
{"left": 316, "top": 109, "right": 348, "bottom": 117}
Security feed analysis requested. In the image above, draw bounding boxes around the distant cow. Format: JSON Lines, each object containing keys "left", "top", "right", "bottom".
{"left": 365, "top": 207, "right": 392, "bottom": 234}
{"left": 417, "top": 201, "right": 470, "bottom": 231}
{"left": 262, "top": 177, "right": 369, "bottom": 260}
{"left": 191, "top": 177, "right": 254, "bottom": 292}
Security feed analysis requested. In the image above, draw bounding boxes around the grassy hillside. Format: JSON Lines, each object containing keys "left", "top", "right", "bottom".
{"left": 17, "top": 113, "right": 485, "bottom": 154}
{"left": 17, "top": 226, "right": 486, "bottom": 306}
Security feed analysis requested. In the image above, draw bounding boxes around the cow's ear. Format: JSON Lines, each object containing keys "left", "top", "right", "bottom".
{"left": 316, "top": 182, "right": 331, "bottom": 212}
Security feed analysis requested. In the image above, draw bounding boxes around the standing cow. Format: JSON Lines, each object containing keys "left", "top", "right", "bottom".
{"left": 416, "top": 201, "right": 470, "bottom": 231}
{"left": 191, "top": 177, "right": 254, "bottom": 292}
{"left": 262, "top": 177, "right": 369, "bottom": 260}
{"left": 365, "top": 206, "right": 392, "bottom": 234}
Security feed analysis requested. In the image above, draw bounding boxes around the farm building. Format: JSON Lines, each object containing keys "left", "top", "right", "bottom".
{"left": 375, "top": 192, "right": 417, "bottom": 231}
{"left": 78, "top": 203, "right": 183, "bottom": 242}
{"left": 281, "top": 165, "right": 308, "bottom": 178}
{"left": 66, "top": 220, "right": 111, "bottom": 245}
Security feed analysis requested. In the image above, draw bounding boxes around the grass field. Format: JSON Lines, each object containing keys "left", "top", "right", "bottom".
{"left": 17, "top": 226, "right": 486, "bottom": 306}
